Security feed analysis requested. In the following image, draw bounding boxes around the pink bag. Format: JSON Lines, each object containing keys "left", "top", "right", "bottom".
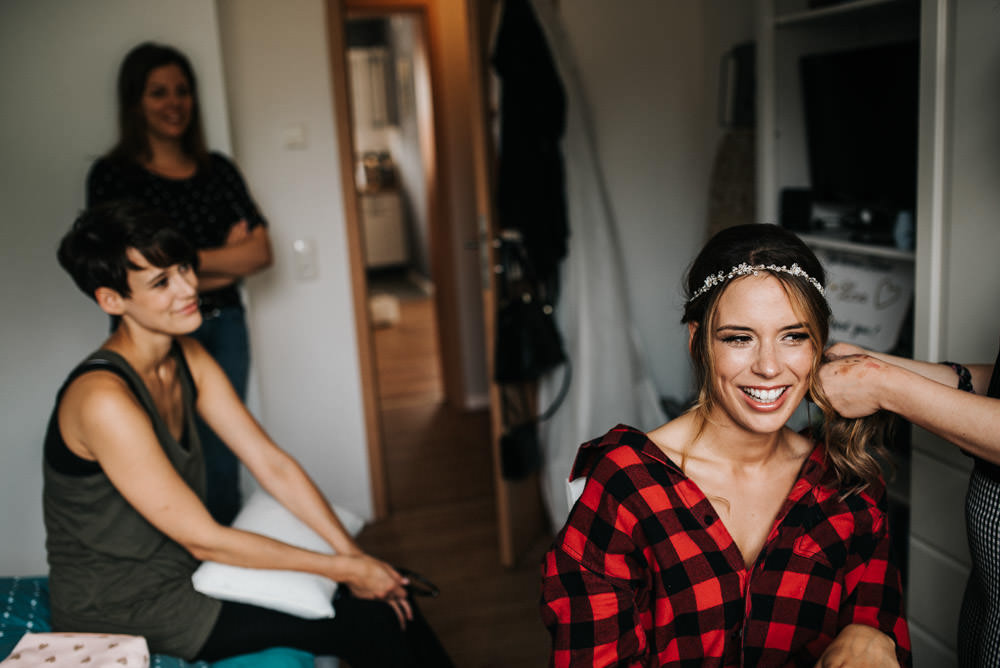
{"left": 0, "top": 632, "right": 149, "bottom": 667}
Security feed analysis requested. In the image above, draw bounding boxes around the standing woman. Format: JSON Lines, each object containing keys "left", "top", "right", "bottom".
{"left": 541, "top": 224, "right": 911, "bottom": 666}
{"left": 87, "top": 42, "right": 272, "bottom": 524}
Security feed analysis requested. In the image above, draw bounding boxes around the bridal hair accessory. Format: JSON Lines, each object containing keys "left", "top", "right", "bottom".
{"left": 689, "top": 262, "right": 825, "bottom": 303}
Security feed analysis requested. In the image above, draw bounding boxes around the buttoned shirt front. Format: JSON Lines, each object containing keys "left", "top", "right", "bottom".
{"left": 541, "top": 425, "right": 911, "bottom": 667}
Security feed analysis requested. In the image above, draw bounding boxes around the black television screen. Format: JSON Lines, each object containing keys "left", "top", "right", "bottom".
{"left": 800, "top": 41, "right": 919, "bottom": 213}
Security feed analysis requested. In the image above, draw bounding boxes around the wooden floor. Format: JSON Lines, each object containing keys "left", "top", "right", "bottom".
{"left": 356, "top": 295, "right": 552, "bottom": 667}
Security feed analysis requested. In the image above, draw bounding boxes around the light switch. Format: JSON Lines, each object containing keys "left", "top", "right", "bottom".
{"left": 293, "top": 238, "right": 318, "bottom": 280}
{"left": 282, "top": 123, "right": 307, "bottom": 150}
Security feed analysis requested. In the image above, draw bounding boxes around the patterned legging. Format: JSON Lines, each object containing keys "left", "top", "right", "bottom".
{"left": 959, "top": 462, "right": 1000, "bottom": 667}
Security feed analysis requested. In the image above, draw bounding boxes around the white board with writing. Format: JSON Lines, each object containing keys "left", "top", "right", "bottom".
{"left": 813, "top": 247, "right": 914, "bottom": 352}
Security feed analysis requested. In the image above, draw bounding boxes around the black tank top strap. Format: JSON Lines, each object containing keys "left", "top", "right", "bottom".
{"left": 44, "top": 345, "right": 194, "bottom": 476}
{"left": 44, "top": 356, "right": 143, "bottom": 476}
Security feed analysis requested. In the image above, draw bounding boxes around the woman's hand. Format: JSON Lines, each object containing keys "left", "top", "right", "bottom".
{"left": 815, "top": 624, "right": 900, "bottom": 667}
{"left": 344, "top": 554, "right": 413, "bottom": 628}
{"left": 197, "top": 221, "right": 272, "bottom": 278}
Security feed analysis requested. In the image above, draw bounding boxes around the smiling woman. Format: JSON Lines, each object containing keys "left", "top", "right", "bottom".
{"left": 85, "top": 42, "right": 274, "bottom": 526}
{"left": 540, "top": 224, "right": 911, "bottom": 667}
{"left": 44, "top": 202, "right": 453, "bottom": 666}
{"left": 140, "top": 63, "right": 194, "bottom": 147}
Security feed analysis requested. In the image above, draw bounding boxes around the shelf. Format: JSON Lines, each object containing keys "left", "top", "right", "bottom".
{"left": 774, "top": 0, "right": 914, "bottom": 28}
{"left": 798, "top": 232, "right": 915, "bottom": 261}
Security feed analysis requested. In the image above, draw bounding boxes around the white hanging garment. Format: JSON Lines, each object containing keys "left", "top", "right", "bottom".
{"left": 523, "top": 0, "right": 667, "bottom": 531}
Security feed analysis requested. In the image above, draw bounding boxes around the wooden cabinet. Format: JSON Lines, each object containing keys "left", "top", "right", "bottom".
{"left": 359, "top": 189, "right": 407, "bottom": 268}
{"left": 349, "top": 47, "right": 394, "bottom": 131}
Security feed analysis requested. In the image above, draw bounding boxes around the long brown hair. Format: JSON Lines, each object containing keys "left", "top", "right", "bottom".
{"left": 682, "top": 224, "right": 891, "bottom": 495}
{"left": 106, "top": 42, "right": 209, "bottom": 166}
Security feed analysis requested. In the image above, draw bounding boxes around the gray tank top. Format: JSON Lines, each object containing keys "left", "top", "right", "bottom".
{"left": 43, "top": 345, "right": 222, "bottom": 659}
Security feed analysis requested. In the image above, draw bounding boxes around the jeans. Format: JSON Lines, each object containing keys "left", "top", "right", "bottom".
{"left": 190, "top": 305, "right": 249, "bottom": 525}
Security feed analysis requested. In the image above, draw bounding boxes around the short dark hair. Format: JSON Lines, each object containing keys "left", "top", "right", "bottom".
{"left": 57, "top": 201, "right": 198, "bottom": 301}
{"left": 108, "top": 42, "right": 209, "bottom": 165}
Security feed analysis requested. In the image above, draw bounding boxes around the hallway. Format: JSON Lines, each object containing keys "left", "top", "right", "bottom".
{"left": 355, "top": 294, "right": 551, "bottom": 666}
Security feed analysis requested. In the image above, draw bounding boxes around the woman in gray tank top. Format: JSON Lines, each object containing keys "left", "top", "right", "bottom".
{"left": 46, "top": 201, "right": 452, "bottom": 666}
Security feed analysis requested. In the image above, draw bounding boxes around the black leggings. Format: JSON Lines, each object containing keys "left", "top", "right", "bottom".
{"left": 196, "top": 589, "right": 453, "bottom": 667}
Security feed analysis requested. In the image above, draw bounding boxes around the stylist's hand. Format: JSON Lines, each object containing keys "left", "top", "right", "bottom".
{"left": 819, "top": 345, "right": 890, "bottom": 418}
{"left": 345, "top": 554, "right": 413, "bottom": 628}
{"left": 814, "top": 624, "right": 900, "bottom": 667}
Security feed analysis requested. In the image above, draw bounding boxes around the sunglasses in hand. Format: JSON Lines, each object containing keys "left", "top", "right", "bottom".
{"left": 397, "top": 567, "right": 440, "bottom": 598}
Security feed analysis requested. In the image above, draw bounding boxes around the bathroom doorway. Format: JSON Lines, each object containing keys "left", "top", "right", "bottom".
{"left": 346, "top": 13, "right": 435, "bottom": 319}
{"left": 340, "top": 7, "right": 496, "bottom": 516}
{"left": 328, "top": 0, "right": 548, "bottom": 566}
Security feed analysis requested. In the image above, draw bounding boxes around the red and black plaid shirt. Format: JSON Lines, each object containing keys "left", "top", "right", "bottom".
{"left": 541, "top": 425, "right": 911, "bottom": 667}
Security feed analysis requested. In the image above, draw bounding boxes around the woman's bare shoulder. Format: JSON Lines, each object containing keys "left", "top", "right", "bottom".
{"left": 646, "top": 413, "right": 698, "bottom": 462}
{"left": 58, "top": 368, "right": 146, "bottom": 460}
{"left": 61, "top": 366, "right": 134, "bottom": 410}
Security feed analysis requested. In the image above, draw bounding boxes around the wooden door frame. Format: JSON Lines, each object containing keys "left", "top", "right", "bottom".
{"left": 466, "top": 0, "right": 515, "bottom": 565}
{"left": 467, "top": 0, "right": 550, "bottom": 567}
{"left": 325, "top": 0, "right": 467, "bottom": 519}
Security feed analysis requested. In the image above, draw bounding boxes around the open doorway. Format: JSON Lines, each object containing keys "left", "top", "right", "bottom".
{"left": 333, "top": 13, "right": 550, "bottom": 656}
{"left": 342, "top": 10, "right": 495, "bottom": 514}
{"left": 328, "top": 0, "right": 548, "bottom": 568}
{"left": 347, "top": 14, "right": 435, "bottom": 322}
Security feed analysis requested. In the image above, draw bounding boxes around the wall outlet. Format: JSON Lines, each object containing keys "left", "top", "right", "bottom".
{"left": 293, "top": 238, "right": 318, "bottom": 280}
{"left": 282, "top": 123, "right": 307, "bottom": 150}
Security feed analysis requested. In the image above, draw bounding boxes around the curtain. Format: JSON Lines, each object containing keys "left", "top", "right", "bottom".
{"left": 523, "top": 0, "right": 667, "bottom": 531}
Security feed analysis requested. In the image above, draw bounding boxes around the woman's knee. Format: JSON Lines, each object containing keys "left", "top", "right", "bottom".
{"left": 328, "top": 595, "right": 415, "bottom": 665}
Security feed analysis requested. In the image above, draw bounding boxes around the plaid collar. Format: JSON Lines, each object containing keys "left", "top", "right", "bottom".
{"left": 571, "top": 423, "right": 829, "bottom": 488}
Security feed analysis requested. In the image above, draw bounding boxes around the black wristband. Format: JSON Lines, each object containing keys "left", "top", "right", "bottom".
{"left": 941, "top": 361, "right": 974, "bottom": 393}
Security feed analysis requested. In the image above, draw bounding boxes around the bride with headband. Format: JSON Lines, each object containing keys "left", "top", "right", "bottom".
{"left": 541, "top": 224, "right": 911, "bottom": 667}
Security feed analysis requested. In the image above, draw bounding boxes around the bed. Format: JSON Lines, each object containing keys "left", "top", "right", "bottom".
{"left": 2, "top": 491, "right": 363, "bottom": 666}
{"left": 0, "top": 575, "right": 316, "bottom": 667}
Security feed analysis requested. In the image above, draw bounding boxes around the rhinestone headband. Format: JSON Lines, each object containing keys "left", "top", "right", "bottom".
{"left": 688, "top": 262, "right": 825, "bottom": 303}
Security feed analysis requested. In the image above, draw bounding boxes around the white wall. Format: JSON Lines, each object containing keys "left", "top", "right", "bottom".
{"left": 214, "top": 0, "right": 372, "bottom": 518}
{"left": 0, "top": 0, "right": 234, "bottom": 576}
{"left": 557, "top": 0, "right": 754, "bottom": 403}
{"left": 0, "top": 0, "right": 370, "bottom": 575}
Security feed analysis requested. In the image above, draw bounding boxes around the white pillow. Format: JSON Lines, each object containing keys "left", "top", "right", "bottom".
{"left": 191, "top": 489, "right": 365, "bottom": 619}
